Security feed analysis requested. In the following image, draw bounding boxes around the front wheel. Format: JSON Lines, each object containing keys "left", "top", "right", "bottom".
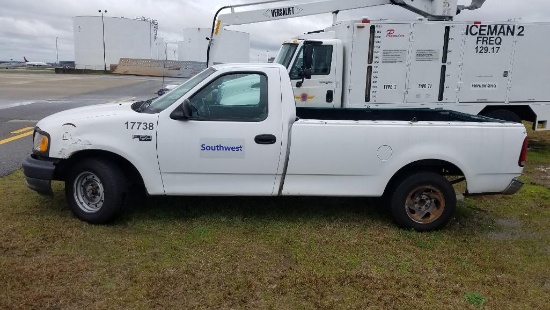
{"left": 65, "top": 158, "right": 128, "bottom": 224}
{"left": 390, "top": 172, "right": 456, "bottom": 231}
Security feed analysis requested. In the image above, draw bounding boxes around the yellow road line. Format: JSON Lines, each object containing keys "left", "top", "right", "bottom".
{"left": 0, "top": 131, "right": 34, "bottom": 145}
{"left": 10, "top": 126, "right": 34, "bottom": 134}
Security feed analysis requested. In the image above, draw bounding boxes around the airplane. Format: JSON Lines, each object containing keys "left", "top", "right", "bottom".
{"left": 23, "top": 56, "right": 49, "bottom": 67}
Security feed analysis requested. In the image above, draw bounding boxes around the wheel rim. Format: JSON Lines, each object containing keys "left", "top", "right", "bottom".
{"left": 405, "top": 185, "right": 445, "bottom": 224}
{"left": 73, "top": 171, "right": 105, "bottom": 213}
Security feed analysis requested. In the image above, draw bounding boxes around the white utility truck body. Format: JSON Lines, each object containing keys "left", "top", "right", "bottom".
{"left": 23, "top": 63, "right": 527, "bottom": 231}
{"left": 208, "top": 0, "right": 550, "bottom": 129}
{"left": 275, "top": 20, "right": 550, "bottom": 130}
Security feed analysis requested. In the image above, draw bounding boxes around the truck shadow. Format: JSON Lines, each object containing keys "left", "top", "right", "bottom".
{"left": 125, "top": 192, "right": 391, "bottom": 226}
{"left": 121, "top": 189, "right": 490, "bottom": 233}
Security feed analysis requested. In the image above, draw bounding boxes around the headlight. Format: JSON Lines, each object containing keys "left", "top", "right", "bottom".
{"left": 33, "top": 128, "right": 50, "bottom": 156}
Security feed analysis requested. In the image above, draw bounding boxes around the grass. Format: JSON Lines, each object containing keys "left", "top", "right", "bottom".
{"left": 464, "top": 292, "right": 486, "bottom": 308}
{"left": 522, "top": 124, "right": 550, "bottom": 189}
{"left": 0, "top": 130, "right": 549, "bottom": 309}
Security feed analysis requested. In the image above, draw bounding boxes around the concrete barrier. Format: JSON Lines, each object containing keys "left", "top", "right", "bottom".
{"left": 113, "top": 58, "right": 206, "bottom": 78}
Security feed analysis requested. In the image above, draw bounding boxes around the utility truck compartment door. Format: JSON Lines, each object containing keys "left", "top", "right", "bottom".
{"left": 406, "top": 23, "right": 462, "bottom": 103}
{"left": 458, "top": 23, "right": 517, "bottom": 103}
{"left": 369, "top": 23, "right": 410, "bottom": 104}
{"left": 508, "top": 24, "right": 550, "bottom": 102}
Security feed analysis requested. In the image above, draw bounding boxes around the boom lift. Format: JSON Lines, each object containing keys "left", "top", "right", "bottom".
{"left": 207, "top": 0, "right": 483, "bottom": 66}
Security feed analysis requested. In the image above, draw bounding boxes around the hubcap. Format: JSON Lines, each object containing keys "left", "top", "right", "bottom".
{"left": 73, "top": 172, "right": 104, "bottom": 213}
{"left": 405, "top": 185, "right": 445, "bottom": 224}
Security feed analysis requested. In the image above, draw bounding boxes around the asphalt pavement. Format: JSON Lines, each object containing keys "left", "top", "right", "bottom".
{"left": 0, "top": 72, "right": 184, "bottom": 177}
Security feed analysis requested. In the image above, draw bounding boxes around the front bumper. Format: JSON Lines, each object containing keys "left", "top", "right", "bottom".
{"left": 22, "top": 154, "right": 58, "bottom": 195}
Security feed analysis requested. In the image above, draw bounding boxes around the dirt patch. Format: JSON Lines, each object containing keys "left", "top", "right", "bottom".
{"left": 529, "top": 165, "right": 550, "bottom": 189}
{"left": 487, "top": 217, "right": 538, "bottom": 240}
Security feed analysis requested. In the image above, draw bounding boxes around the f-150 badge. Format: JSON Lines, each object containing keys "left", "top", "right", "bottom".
{"left": 133, "top": 135, "right": 152, "bottom": 142}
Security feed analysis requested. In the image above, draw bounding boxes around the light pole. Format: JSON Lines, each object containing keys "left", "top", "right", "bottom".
{"left": 156, "top": 42, "right": 159, "bottom": 60}
{"left": 55, "top": 37, "right": 59, "bottom": 66}
{"left": 98, "top": 9, "right": 107, "bottom": 71}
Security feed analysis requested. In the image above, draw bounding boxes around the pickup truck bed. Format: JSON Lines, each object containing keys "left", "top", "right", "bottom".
{"left": 296, "top": 107, "right": 501, "bottom": 123}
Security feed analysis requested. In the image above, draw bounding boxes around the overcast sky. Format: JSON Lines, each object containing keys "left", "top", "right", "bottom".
{"left": 1, "top": 0, "right": 549, "bottom": 63}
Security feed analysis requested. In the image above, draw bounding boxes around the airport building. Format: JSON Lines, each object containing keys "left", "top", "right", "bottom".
{"left": 177, "top": 28, "right": 250, "bottom": 63}
{"left": 73, "top": 16, "right": 166, "bottom": 70}
{"left": 72, "top": 19, "right": 250, "bottom": 76}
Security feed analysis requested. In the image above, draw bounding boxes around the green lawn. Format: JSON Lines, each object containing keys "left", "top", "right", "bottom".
{"left": 1, "top": 130, "right": 548, "bottom": 309}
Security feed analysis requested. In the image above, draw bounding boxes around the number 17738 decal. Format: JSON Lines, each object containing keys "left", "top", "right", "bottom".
{"left": 125, "top": 122, "right": 155, "bottom": 130}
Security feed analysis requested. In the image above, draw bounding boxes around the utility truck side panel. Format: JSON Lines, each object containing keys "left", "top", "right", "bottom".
{"left": 281, "top": 20, "right": 550, "bottom": 129}
{"left": 509, "top": 23, "right": 550, "bottom": 102}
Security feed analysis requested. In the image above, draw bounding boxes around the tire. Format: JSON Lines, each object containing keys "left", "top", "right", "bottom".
{"left": 65, "top": 158, "right": 128, "bottom": 224}
{"left": 483, "top": 109, "right": 521, "bottom": 123}
{"left": 390, "top": 172, "right": 456, "bottom": 231}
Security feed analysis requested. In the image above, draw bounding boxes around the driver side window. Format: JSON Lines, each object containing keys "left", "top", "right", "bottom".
{"left": 188, "top": 72, "right": 268, "bottom": 122}
{"left": 289, "top": 45, "right": 333, "bottom": 80}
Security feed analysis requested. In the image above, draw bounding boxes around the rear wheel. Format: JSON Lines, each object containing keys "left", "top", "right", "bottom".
{"left": 390, "top": 172, "right": 456, "bottom": 231}
{"left": 65, "top": 158, "right": 128, "bottom": 224}
{"left": 482, "top": 109, "right": 521, "bottom": 123}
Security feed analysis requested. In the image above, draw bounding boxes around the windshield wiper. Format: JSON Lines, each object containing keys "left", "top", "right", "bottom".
{"left": 132, "top": 98, "right": 156, "bottom": 112}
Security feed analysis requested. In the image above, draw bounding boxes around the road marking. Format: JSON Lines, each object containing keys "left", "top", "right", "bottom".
{"left": 7, "top": 120, "right": 39, "bottom": 123}
{"left": 0, "top": 130, "right": 34, "bottom": 145}
{"left": 11, "top": 127, "right": 34, "bottom": 134}
{"left": 0, "top": 101, "right": 36, "bottom": 110}
{"left": 1, "top": 126, "right": 35, "bottom": 145}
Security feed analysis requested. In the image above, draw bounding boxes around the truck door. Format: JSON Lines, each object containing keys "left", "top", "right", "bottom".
{"left": 156, "top": 68, "right": 284, "bottom": 196}
{"left": 290, "top": 40, "right": 342, "bottom": 108}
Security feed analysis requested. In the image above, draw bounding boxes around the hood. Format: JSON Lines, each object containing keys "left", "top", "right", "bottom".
{"left": 37, "top": 101, "right": 136, "bottom": 128}
{"left": 35, "top": 100, "right": 159, "bottom": 159}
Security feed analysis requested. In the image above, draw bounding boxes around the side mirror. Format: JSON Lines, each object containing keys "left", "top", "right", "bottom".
{"left": 304, "top": 45, "right": 314, "bottom": 71}
{"left": 170, "top": 99, "right": 192, "bottom": 120}
{"left": 303, "top": 68, "right": 312, "bottom": 80}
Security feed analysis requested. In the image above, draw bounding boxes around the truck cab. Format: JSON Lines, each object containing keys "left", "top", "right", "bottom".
{"left": 275, "top": 37, "right": 343, "bottom": 108}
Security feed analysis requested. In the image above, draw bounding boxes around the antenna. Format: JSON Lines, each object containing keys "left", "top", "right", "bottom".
{"left": 162, "top": 42, "right": 167, "bottom": 89}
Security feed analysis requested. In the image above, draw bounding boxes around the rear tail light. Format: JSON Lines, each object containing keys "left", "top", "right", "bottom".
{"left": 518, "top": 137, "right": 528, "bottom": 167}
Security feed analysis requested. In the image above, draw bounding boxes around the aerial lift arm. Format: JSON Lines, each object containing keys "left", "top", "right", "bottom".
{"left": 207, "top": 0, "right": 486, "bottom": 66}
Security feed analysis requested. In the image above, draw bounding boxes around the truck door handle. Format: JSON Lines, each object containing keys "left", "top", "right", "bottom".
{"left": 255, "top": 134, "right": 276, "bottom": 145}
{"left": 326, "top": 90, "right": 334, "bottom": 103}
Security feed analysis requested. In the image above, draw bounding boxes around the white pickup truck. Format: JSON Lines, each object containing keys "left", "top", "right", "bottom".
{"left": 23, "top": 63, "right": 528, "bottom": 231}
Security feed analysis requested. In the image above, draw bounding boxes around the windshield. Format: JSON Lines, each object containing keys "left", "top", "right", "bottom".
{"left": 274, "top": 43, "right": 298, "bottom": 68}
{"left": 142, "top": 67, "right": 216, "bottom": 113}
